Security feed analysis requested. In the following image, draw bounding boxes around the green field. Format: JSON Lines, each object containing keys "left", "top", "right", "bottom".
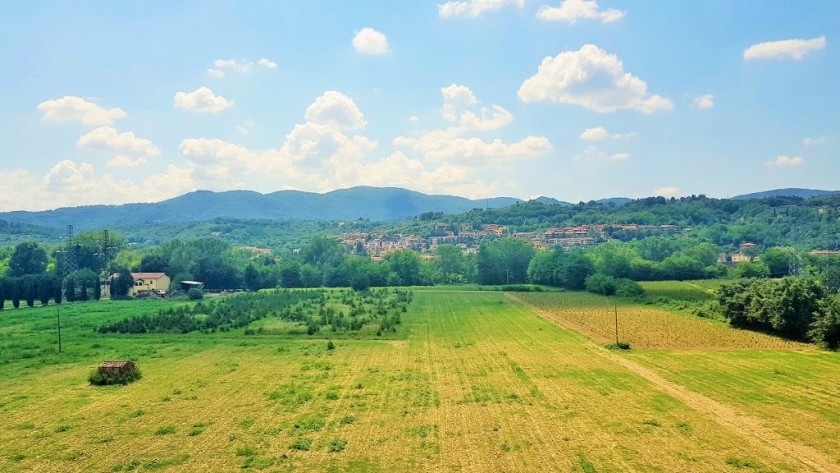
{"left": 1, "top": 290, "right": 838, "bottom": 472}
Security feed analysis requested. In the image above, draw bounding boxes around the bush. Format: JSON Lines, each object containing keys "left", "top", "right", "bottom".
{"left": 615, "top": 279, "right": 644, "bottom": 297}
{"left": 605, "top": 342, "right": 631, "bottom": 350}
{"left": 585, "top": 274, "right": 617, "bottom": 295}
{"left": 88, "top": 367, "right": 142, "bottom": 386}
{"left": 188, "top": 288, "right": 204, "bottom": 300}
{"left": 326, "top": 340, "right": 335, "bottom": 351}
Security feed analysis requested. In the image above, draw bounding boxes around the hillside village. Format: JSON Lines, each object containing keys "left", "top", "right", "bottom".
{"left": 339, "top": 223, "right": 683, "bottom": 259}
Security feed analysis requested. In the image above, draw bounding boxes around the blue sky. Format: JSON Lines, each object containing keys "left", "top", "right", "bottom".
{"left": 0, "top": 0, "right": 837, "bottom": 211}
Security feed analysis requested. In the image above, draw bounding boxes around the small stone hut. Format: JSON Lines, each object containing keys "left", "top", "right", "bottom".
{"left": 98, "top": 361, "right": 136, "bottom": 377}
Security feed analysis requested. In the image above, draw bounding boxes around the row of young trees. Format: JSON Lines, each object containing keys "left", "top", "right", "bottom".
{"left": 0, "top": 270, "right": 135, "bottom": 310}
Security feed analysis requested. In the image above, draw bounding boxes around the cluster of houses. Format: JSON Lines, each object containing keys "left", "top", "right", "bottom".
{"left": 340, "top": 223, "right": 683, "bottom": 259}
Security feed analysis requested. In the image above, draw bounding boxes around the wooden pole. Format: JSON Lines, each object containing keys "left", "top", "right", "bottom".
{"left": 57, "top": 307, "right": 62, "bottom": 354}
{"left": 614, "top": 305, "right": 619, "bottom": 345}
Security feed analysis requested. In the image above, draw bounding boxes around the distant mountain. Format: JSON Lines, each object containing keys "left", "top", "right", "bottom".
{"left": 0, "top": 187, "right": 523, "bottom": 230}
{"left": 732, "top": 188, "right": 839, "bottom": 200}
{"left": 531, "top": 196, "right": 572, "bottom": 206}
{"left": 596, "top": 197, "right": 633, "bottom": 206}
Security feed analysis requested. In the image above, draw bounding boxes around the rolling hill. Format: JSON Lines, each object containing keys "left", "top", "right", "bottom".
{"left": 0, "top": 187, "right": 522, "bottom": 230}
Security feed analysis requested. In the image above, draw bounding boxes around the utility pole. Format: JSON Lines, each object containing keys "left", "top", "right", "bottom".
{"left": 57, "top": 307, "right": 62, "bottom": 354}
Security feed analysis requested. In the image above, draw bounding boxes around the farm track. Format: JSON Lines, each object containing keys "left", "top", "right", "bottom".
{"left": 513, "top": 293, "right": 837, "bottom": 473}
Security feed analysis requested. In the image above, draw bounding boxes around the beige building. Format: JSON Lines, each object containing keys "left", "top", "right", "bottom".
{"left": 130, "top": 272, "right": 171, "bottom": 295}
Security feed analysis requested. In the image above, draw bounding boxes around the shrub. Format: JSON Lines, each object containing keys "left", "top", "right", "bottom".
{"left": 585, "top": 274, "right": 617, "bottom": 295}
{"left": 326, "top": 340, "right": 335, "bottom": 351}
{"left": 328, "top": 438, "right": 347, "bottom": 452}
{"left": 188, "top": 288, "right": 204, "bottom": 300}
{"left": 290, "top": 438, "right": 312, "bottom": 451}
{"left": 605, "top": 342, "right": 631, "bottom": 350}
{"left": 88, "top": 367, "right": 142, "bottom": 386}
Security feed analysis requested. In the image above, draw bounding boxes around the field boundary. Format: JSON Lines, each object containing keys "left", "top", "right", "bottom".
{"left": 513, "top": 294, "right": 837, "bottom": 473}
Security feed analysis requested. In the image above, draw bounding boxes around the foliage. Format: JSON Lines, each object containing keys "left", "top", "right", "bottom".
{"left": 187, "top": 288, "right": 204, "bottom": 300}
{"left": 9, "top": 242, "right": 48, "bottom": 276}
{"left": 98, "top": 288, "right": 412, "bottom": 336}
{"left": 477, "top": 238, "right": 534, "bottom": 285}
{"left": 110, "top": 269, "right": 134, "bottom": 298}
{"left": 716, "top": 278, "right": 838, "bottom": 343}
{"left": 584, "top": 274, "right": 644, "bottom": 297}
{"left": 88, "top": 367, "right": 142, "bottom": 386}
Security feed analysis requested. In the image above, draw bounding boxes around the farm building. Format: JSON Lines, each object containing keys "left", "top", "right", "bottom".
{"left": 98, "top": 361, "right": 136, "bottom": 376}
{"left": 130, "top": 272, "right": 171, "bottom": 296}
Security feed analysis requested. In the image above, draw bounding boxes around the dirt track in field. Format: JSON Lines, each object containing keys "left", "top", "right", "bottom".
{"left": 515, "top": 294, "right": 838, "bottom": 473}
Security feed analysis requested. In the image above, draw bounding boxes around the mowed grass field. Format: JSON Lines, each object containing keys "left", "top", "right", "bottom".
{"left": 0, "top": 290, "right": 837, "bottom": 472}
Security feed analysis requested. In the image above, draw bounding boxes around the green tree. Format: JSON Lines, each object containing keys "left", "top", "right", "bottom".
{"left": 478, "top": 238, "right": 535, "bottom": 285}
{"left": 434, "top": 245, "right": 466, "bottom": 284}
{"left": 9, "top": 242, "right": 48, "bottom": 276}
{"left": 386, "top": 250, "right": 424, "bottom": 286}
{"left": 110, "top": 269, "right": 134, "bottom": 298}
{"left": 762, "top": 247, "right": 797, "bottom": 278}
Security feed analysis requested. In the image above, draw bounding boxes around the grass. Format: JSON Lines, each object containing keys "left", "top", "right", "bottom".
{"left": 513, "top": 291, "right": 810, "bottom": 349}
{"left": 0, "top": 289, "right": 836, "bottom": 471}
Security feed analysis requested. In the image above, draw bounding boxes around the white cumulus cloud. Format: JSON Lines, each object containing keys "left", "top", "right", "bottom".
{"left": 77, "top": 127, "right": 161, "bottom": 157}
{"left": 441, "top": 84, "right": 513, "bottom": 132}
{"left": 608, "top": 152, "right": 629, "bottom": 161}
{"left": 766, "top": 155, "right": 804, "bottom": 167}
{"left": 743, "top": 36, "right": 826, "bottom": 61}
{"left": 580, "top": 126, "right": 609, "bottom": 140}
{"left": 693, "top": 94, "right": 714, "bottom": 110}
{"left": 213, "top": 58, "right": 252, "bottom": 74}
{"left": 37, "top": 96, "right": 126, "bottom": 126}
{"left": 353, "top": 28, "right": 390, "bottom": 55}
{"left": 518, "top": 44, "right": 673, "bottom": 114}
{"left": 258, "top": 57, "right": 278, "bottom": 69}
{"left": 537, "top": 0, "right": 625, "bottom": 24}
{"left": 438, "top": 0, "right": 525, "bottom": 18}
{"left": 174, "top": 87, "right": 234, "bottom": 113}
{"left": 107, "top": 155, "right": 147, "bottom": 168}
{"left": 304, "top": 91, "right": 367, "bottom": 131}
{"left": 206, "top": 69, "right": 225, "bottom": 78}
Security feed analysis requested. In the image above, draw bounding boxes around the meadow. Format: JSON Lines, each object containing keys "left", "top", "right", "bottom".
{"left": 0, "top": 289, "right": 837, "bottom": 472}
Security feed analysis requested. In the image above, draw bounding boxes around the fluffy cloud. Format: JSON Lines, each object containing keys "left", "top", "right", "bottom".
{"left": 803, "top": 137, "right": 826, "bottom": 146}
{"left": 766, "top": 155, "right": 804, "bottom": 167}
{"left": 37, "top": 96, "right": 126, "bottom": 126}
{"left": 744, "top": 36, "right": 826, "bottom": 61}
{"left": 0, "top": 160, "right": 198, "bottom": 211}
{"left": 537, "top": 0, "right": 625, "bottom": 24}
{"left": 304, "top": 91, "right": 367, "bottom": 131}
{"left": 208, "top": 57, "right": 277, "bottom": 77}
{"left": 518, "top": 44, "right": 673, "bottom": 114}
{"left": 395, "top": 84, "right": 552, "bottom": 163}
{"left": 654, "top": 186, "right": 680, "bottom": 197}
{"left": 77, "top": 127, "right": 161, "bottom": 157}
{"left": 174, "top": 87, "right": 234, "bottom": 113}
{"left": 258, "top": 57, "right": 278, "bottom": 69}
{"left": 106, "top": 155, "right": 146, "bottom": 168}
{"left": 213, "top": 58, "right": 252, "bottom": 74}
{"left": 396, "top": 131, "right": 552, "bottom": 163}
{"left": 438, "top": 0, "right": 525, "bottom": 18}
{"left": 580, "top": 126, "right": 608, "bottom": 140}
{"left": 352, "top": 28, "right": 390, "bottom": 55}
{"left": 441, "top": 84, "right": 513, "bottom": 131}
{"left": 693, "top": 94, "right": 714, "bottom": 110}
